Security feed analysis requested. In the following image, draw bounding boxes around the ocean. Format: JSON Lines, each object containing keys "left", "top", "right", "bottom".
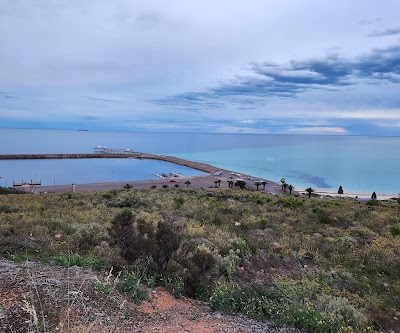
{"left": 1, "top": 128, "right": 399, "bottom": 194}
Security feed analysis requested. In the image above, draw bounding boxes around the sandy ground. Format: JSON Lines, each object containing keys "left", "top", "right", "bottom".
{"left": 296, "top": 188, "right": 399, "bottom": 200}
{"left": 22, "top": 169, "right": 281, "bottom": 195}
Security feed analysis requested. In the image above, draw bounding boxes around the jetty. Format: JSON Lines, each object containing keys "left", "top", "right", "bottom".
{"left": 0, "top": 152, "right": 220, "bottom": 174}
{"left": 13, "top": 180, "right": 41, "bottom": 187}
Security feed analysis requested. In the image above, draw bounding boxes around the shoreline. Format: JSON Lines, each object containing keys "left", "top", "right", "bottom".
{"left": 2, "top": 153, "right": 398, "bottom": 199}
{"left": 296, "top": 187, "right": 399, "bottom": 200}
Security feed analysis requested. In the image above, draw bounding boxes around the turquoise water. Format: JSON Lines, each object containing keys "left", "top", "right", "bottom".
{"left": 1, "top": 128, "right": 399, "bottom": 193}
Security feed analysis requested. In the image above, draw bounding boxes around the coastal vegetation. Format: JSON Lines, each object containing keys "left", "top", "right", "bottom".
{"left": 0, "top": 187, "right": 399, "bottom": 332}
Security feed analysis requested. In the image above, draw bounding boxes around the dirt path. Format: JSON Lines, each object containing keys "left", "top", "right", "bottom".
{"left": 0, "top": 259, "right": 303, "bottom": 333}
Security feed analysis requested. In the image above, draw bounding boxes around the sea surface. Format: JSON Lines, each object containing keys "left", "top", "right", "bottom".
{"left": 1, "top": 128, "right": 399, "bottom": 194}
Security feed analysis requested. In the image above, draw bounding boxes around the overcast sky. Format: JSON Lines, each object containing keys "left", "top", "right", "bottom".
{"left": 1, "top": 0, "right": 400, "bottom": 135}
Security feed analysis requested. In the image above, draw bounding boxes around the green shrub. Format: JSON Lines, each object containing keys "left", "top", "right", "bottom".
{"left": 389, "top": 225, "right": 400, "bottom": 236}
{"left": 210, "top": 282, "right": 243, "bottom": 312}
{"left": 161, "top": 275, "right": 185, "bottom": 298}
{"left": 117, "top": 269, "right": 149, "bottom": 304}
{"left": 54, "top": 254, "right": 104, "bottom": 270}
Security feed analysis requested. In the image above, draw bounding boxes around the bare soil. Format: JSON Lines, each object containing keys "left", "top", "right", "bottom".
{"left": 24, "top": 169, "right": 280, "bottom": 195}
{"left": 0, "top": 259, "right": 304, "bottom": 333}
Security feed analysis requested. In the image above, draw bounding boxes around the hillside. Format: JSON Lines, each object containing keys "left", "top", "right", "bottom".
{"left": 0, "top": 187, "right": 399, "bottom": 332}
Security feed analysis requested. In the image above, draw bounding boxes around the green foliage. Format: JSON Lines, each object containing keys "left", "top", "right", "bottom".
{"left": 94, "top": 280, "right": 112, "bottom": 295}
{"left": 1, "top": 189, "right": 399, "bottom": 332}
{"left": 389, "top": 225, "right": 400, "bottom": 236}
{"left": 117, "top": 269, "right": 149, "bottom": 304}
{"left": 54, "top": 254, "right": 104, "bottom": 270}
{"left": 235, "top": 180, "right": 247, "bottom": 189}
{"left": 366, "top": 199, "right": 380, "bottom": 206}
{"left": 0, "top": 187, "right": 25, "bottom": 195}
{"left": 161, "top": 275, "right": 185, "bottom": 298}
{"left": 174, "top": 196, "right": 185, "bottom": 208}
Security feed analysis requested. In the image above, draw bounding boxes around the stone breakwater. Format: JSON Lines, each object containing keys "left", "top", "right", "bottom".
{"left": 0, "top": 153, "right": 220, "bottom": 174}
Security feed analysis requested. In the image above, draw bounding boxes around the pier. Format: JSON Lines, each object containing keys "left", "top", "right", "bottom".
{"left": 0, "top": 152, "right": 220, "bottom": 174}
{"left": 13, "top": 180, "right": 41, "bottom": 187}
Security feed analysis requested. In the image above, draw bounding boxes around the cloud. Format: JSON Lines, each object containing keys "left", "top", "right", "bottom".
{"left": 156, "top": 44, "right": 400, "bottom": 111}
{"left": 367, "top": 27, "right": 400, "bottom": 37}
{"left": 80, "top": 96, "right": 120, "bottom": 103}
{"left": 1, "top": 1, "right": 399, "bottom": 135}
{"left": 0, "top": 91, "right": 16, "bottom": 99}
{"left": 285, "top": 127, "right": 349, "bottom": 135}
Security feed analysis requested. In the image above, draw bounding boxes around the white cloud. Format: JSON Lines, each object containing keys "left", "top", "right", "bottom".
{"left": 0, "top": 0, "right": 399, "bottom": 135}
{"left": 286, "top": 127, "right": 349, "bottom": 135}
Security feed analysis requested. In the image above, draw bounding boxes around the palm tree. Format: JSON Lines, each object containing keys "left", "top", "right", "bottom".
{"left": 280, "top": 178, "right": 286, "bottom": 191}
{"left": 214, "top": 179, "right": 221, "bottom": 188}
{"left": 227, "top": 180, "right": 234, "bottom": 188}
{"left": 261, "top": 181, "right": 267, "bottom": 190}
{"left": 235, "top": 180, "right": 246, "bottom": 189}
{"left": 184, "top": 180, "right": 191, "bottom": 188}
{"left": 305, "top": 187, "right": 314, "bottom": 198}
{"left": 254, "top": 181, "right": 261, "bottom": 191}
{"left": 338, "top": 185, "right": 344, "bottom": 198}
{"left": 288, "top": 184, "right": 294, "bottom": 195}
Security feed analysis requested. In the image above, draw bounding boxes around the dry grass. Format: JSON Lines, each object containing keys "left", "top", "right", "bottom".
{"left": 0, "top": 188, "right": 399, "bottom": 332}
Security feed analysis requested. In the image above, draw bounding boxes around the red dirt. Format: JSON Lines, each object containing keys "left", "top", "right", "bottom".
{"left": 0, "top": 259, "right": 303, "bottom": 333}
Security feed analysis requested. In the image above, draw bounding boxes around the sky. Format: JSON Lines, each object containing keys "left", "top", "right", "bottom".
{"left": 1, "top": 0, "right": 400, "bottom": 135}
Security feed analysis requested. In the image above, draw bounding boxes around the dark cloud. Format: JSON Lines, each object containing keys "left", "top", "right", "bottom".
{"left": 155, "top": 44, "right": 400, "bottom": 110}
{"left": 0, "top": 91, "right": 16, "bottom": 99}
{"left": 367, "top": 27, "right": 400, "bottom": 37}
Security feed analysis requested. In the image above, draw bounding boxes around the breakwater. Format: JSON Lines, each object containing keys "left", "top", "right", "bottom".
{"left": 0, "top": 153, "right": 220, "bottom": 174}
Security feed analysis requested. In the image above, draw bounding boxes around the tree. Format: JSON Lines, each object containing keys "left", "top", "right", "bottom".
{"left": 184, "top": 180, "right": 191, "bottom": 188}
{"left": 283, "top": 183, "right": 288, "bottom": 192}
{"left": 254, "top": 181, "right": 261, "bottom": 191}
{"left": 227, "top": 180, "right": 234, "bottom": 188}
{"left": 261, "top": 181, "right": 267, "bottom": 190}
{"left": 338, "top": 185, "right": 344, "bottom": 198}
{"left": 305, "top": 187, "right": 314, "bottom": 198}
{"left": 235, "top": 180, "right": 246, "bottom": 189}
{"left": 214, "top": 179, "right": 221, "bottom": 188}
{"left": 371, "top": 191, "right": 377, "bottom": 199}
{"left": 288, "top": 184, "right": 294, "bottom": 195}
{"left": 280, "top": 178, "right": 286, "bottom": 191}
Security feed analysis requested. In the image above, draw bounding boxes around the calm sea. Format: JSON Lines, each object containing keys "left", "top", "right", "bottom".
{"left": 1, "top": 128, "right": 399, "bottom": 194}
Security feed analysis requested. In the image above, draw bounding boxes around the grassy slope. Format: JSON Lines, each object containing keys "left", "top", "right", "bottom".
{"left": 0, "top": 188, "right": 399, "bottom": 332}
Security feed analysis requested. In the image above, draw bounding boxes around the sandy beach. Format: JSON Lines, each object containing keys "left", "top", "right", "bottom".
{"left": 296, "top": 188, "right": 399, "bottom": 200}
{"left": 22, "top": 166, "right": 281, "bottom": 195}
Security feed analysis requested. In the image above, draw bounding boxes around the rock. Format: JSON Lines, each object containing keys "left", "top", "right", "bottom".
{"left": 271, "top": 242, "right": 283, "bottom": 250}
